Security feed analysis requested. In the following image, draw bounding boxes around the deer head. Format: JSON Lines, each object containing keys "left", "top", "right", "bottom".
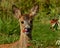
{"left": 12, "top": 5, "right": 39, "bottom": 39}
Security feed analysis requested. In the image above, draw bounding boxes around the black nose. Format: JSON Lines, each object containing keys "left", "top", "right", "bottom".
{"left": 27, "top": 28, "right": 31, "bottom": 32}
{"left": 25, "top": 28, "right": 31, "bottom": 32}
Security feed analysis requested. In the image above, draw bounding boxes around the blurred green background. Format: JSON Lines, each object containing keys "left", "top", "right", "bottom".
{"left": 0, "top": 0, "right": 60, "bottom": 47}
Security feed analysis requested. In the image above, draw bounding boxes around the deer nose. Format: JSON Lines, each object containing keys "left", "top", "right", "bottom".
{"left": 25, "top": 28, "right": 31, "bottom": 32}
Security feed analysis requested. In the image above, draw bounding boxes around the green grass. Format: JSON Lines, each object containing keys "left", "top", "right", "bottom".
{"left": 0, "top": 16, "right": 20, "bottom": 44}
{"left": 32, "top": 21, "right": 59, "bottom": 47}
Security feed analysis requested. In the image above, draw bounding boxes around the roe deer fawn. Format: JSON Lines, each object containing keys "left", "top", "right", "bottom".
{"left": 0, "top": 5, "right": 38, "bottom": 48}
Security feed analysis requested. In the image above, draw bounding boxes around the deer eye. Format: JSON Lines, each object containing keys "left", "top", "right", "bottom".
{"left": 21, "top": 21, "right": 24, "bottom": 24}
{"left": 30, "top": 20, "right": 32, "bottom": 23}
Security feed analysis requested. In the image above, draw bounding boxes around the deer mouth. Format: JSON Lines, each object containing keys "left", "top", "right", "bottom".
{"left": 23, "top": 28, "right": 31, "bottom": 34}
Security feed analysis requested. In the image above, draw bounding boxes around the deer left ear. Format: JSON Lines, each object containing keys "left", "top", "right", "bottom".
{"left": 29, "top": 5, "right": 39, "bottom": 17}
{"left": 12, "top": 5, "right": 21, "bottom": 19}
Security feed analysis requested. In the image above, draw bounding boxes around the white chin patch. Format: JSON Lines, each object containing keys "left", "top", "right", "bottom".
{"left": 25, "top": 29, "right": 29, "bottom": 34}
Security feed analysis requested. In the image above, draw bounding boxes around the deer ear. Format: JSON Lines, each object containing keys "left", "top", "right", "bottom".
{"left": 29, "top": 5, "right": 39, "bottom": 17}
{"left": 12, "top": 5, "right": 21, "bottom": 19}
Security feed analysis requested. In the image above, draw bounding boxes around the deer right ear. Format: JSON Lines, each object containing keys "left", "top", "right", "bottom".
{"left": 29, "top": 5, "right": 39, "bottom": 17}
{"left": 12, "top": 5, "right": 21, "bottom": 19}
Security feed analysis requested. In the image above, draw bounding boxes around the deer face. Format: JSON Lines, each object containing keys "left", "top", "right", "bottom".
{"left": 12, "top": 5, "right": 38, "bottom": 34}
{"left": 19, "top": 15, "right": 32, "bottom": 33}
